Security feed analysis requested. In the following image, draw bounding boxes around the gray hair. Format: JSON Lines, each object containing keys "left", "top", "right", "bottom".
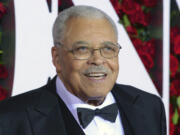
{"left": 52, "top": 5, "right": 118, "bottom": 45}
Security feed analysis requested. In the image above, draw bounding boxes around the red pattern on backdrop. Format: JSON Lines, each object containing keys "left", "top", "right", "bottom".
{"left": 0, "top": 2, "right": 8, "bottom": 101}
{"left": 0, "top": 1, "right": 74, "bottom": 101}
{"left": 58, "top": 0, "right": 73, "bottom": 12}
{"left": 170, "top": 25, "right": 180, "bottom": 135}
{"left": 0, "top": 0, "right": 74, "bottom": 101}
{"left": 110, "top": 0, "right": 163, "bottom": 94}
{"left": 1, "top": 1, "right": 179, "bottom": 134}
{"left": 0, "top": 86, "right": 8, "bottom": 100}
{"left": 110, "top": 1, "right": 180, "bottom": 134}
{"left": 0, "top": 2, "right": 6, "bottom": 19}
{"left": 0, "top": 64, "right": 8, "bottom": 79}
{"left": 46, "top": 0, "right": 73, "bottom": 12}
{"left": 169, "top": 1, "right": 180, "bottom": 133}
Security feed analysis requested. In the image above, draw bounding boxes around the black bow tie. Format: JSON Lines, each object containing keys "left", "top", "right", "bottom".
{"left": 77, "top": 103, "right": 118, "bottom": 128}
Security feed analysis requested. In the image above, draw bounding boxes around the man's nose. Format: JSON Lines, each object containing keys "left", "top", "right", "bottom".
{"left": 87, "top": 49, "right": 105, "bottom": 65}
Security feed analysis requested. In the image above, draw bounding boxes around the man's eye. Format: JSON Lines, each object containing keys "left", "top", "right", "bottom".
{"left": 74, "top": 46, "right": 89, "bottom": 52}
{"left": 103, "top": 46, "right": 115, "bottom": 52}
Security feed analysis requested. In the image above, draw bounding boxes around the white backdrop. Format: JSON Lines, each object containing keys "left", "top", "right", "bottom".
{"left": 13, "top": 0, "right": 159, "bottom": 96}
{"left": 13, "top": 1, "right": 169, "bottom": 133}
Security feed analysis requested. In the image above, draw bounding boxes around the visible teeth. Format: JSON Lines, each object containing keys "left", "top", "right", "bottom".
{"left": 86, "top": 73, "right": 106, "bottom": 77}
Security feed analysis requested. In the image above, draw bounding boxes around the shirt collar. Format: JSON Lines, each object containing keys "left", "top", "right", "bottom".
{"left": 55, "top": 76, "right": 116, "bottom": 111}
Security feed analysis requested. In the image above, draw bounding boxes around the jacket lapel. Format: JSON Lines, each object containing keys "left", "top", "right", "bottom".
{"left": 26, "top": 78, "right": 67, "bottom": 135}
{"left": 26, "top": 78, "right": 149, "bottom": 135}
{"left": 57, "top": 95, "right": 85, "bottom": 135}
{"left": 112, "top": 84, "right": 148, "bottom": 135}
{"left": 26, "top": 77, "right": 85, "bottom": 135}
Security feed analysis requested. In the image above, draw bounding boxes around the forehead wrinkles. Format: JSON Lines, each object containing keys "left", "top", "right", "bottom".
{"left": 62, "top": 17, "right": 117, "bottom": 45}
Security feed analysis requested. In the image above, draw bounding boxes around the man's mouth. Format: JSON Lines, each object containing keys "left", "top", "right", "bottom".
{"left": 84, "top": 72, "right": 107, "bottom": 80}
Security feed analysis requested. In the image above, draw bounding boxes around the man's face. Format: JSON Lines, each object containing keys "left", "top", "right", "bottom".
{"left": 52, "top": 17, "right": 119, "bottom": 105}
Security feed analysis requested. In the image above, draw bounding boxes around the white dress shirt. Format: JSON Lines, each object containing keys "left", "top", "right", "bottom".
{"left": 56, "top": 77, "right": 124, "bottom": 135}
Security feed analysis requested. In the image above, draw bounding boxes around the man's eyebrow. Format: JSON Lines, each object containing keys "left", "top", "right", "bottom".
{"left": 73, "top": 41, "right": 89, "bottom": 45}
{"left": 102, "top": 41, "right": 116, "bottom": 45}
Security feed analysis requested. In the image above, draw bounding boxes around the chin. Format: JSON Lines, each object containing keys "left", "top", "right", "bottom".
{"left": 85, "top": 94, "right": 107, "bottom": 106}
{"left": 79, "top": 87, "right": 111, "bottom": 102}
{"left": 86, "top": 91, "right": 109, "bottom": 100}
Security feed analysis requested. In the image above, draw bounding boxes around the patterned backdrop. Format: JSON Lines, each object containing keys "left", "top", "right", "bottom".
{"left": 0, "top": 0, "right": 180, "bottom": 134}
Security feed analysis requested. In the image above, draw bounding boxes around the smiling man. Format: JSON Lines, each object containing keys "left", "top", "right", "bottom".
{"left": 52, "top": 14, "right": 119, "bottom": 106}
{"left": 0, "top": 6, "right": 166, "bottom": 135}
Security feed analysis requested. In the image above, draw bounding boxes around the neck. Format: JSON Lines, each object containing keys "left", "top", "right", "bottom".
{"left": 86, "top": 98, "right": 105, "bottom": 106}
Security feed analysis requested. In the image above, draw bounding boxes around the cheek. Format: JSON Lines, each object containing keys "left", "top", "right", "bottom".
{"left": 108, "top": 59, "right": 119, "bottom": 73}
{"left": 62, "top": 59, "right": 85, "bottom": 77}
{"left": 71, "top": 61, "right": 85, "bottom": 72}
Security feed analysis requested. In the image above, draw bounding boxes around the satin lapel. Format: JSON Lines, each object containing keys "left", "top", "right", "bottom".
{"left": 57, "top": 96, "right": 85, "bottom": 135}
{"left": 112, "top": 85, "right": 148, "bottom": 135}
{"left": 26, "top": 78, "right": 67, "bottom": 135}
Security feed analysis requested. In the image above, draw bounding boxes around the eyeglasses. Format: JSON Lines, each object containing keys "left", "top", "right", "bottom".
{"left": 55, "top": 41, "right": 122, "bottom": 60}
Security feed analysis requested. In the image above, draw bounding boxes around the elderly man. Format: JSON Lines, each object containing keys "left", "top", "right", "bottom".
{"left": 0, "top": 6, "right": 166, "bottom": 135}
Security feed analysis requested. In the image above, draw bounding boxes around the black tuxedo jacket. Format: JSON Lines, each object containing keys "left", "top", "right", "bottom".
{"left": 0, "top": 77, "right": 166, "bottom": 135}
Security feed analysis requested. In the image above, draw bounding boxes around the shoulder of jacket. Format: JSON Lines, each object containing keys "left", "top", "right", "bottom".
{"left": 0, "top": 85, "right": 47, "bottom": 113}
{"left": 114, "top": 83, "right": 162, "bottom": 103}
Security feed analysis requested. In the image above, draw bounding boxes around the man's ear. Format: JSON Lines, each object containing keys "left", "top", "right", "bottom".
{"left": 51, "top": 46, "right": 61, "bottom": 73}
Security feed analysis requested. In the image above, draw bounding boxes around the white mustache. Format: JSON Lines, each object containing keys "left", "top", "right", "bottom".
{"left": 83, "top": 65, "right": 111, "bottom": 75}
